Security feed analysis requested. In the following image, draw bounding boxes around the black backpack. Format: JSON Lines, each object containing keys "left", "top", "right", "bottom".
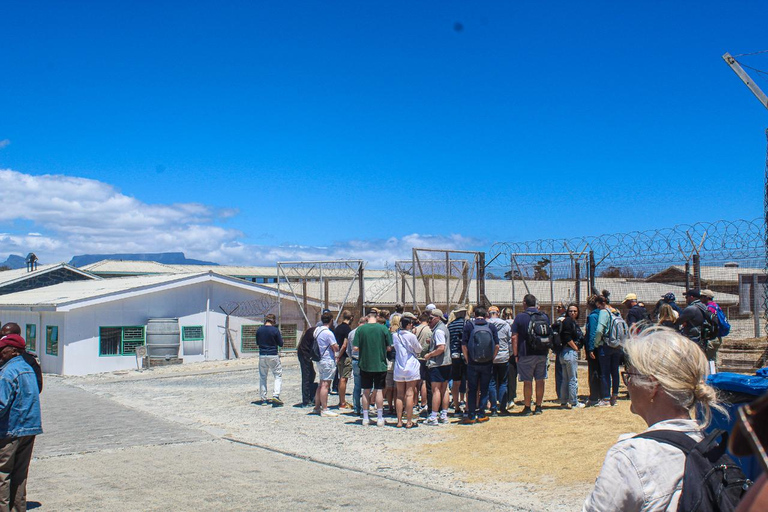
{"left": 551, "top": 317, "right": 564, "bottom": 351}
{"left": 468, "top": 321, "right": 495, "bottom": 363}
{"left": 634, "top": 429, "right": 752, "bottom": 512}
{"left": 310, "top": 326, "right": 330, "bottom": 362}
{"left": 526, "top": 311, "right": 553, "bottom": 352}
{"left": 695, "top": 303, "right": 721, "bottom": 342}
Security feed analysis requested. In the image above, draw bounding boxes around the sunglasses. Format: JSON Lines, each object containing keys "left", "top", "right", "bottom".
{"left": 621, "top": 370, "right": 644, "bottom": 386}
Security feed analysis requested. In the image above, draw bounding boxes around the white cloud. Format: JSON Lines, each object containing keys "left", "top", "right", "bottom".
{"left": 0, "top": 169, "right": 481, "bottom": 267}
{"left": 0, "top": 140, "right": 9, "bottom": 149}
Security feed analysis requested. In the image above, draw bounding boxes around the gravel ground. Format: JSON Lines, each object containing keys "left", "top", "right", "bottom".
{"left": 63, "top": 356, "right": 592, "bottom": 511}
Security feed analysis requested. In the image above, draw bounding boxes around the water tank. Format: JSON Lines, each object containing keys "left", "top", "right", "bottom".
{"left": 146, "top": 318, "right": 180, "bottom": 358}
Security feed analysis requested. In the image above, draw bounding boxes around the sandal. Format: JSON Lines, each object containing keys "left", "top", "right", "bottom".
{"left": 396, "top": 422, "right": 404, "bottom": 428}
{"left": 405, "top": 422, "right": 418, "bottom": 429}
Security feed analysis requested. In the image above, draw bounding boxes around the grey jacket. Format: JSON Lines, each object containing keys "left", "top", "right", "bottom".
{"left": 427, "top": 321, "right": 452, "bottom": 368}
{"left": 488, "top": 317, "right": 512, "bottom": 363}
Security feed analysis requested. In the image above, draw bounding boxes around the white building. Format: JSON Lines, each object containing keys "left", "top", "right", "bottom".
{"left": 0, "top": 271, "right": 309, "bottom": 376}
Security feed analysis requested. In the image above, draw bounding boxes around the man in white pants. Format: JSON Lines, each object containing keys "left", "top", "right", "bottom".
{"left": 256, "top": 314, "right": 284, "bottom": 407}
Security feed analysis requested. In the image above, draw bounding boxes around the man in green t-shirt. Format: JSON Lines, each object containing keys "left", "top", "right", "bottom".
{"left": 353, "top": 313, "right": 393, "bottom": 426}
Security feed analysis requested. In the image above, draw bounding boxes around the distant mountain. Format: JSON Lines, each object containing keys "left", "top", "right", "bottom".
{"left": 0, "top": 254, "right": 28, "bottom": 270}
{"left": 69, "top": 252, "right": 219, "bottom": 267}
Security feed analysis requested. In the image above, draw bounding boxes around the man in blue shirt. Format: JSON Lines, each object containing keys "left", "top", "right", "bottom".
{"left": 0, "top": 333, "right": 42, "bottom": 511}
{"left": 256, "top": 314, "right": 284, "bottom": 407}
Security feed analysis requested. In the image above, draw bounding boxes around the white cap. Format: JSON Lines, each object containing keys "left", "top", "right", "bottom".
{"left": 425, "top": 303, "right": 436, "bottom": 311}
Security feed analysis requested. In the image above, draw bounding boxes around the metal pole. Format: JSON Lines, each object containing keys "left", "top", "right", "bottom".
{"left": 302, "top": 279, "right": 309, "bottom": 331}
{"left": 446, "top": 252, "right": 450, "bottom": 311}
{"left": 685, "top": 262, "right": 691, "bottom": 292}
{"left": 575, "top": 261, "right": 581, "bottom": 309}
{"left": 359, "top": 263, "right": 365, "bottom": 319}
{"left": 549, "top": 256, "right": 555, "bottom": 321}
{"left": 511, "top": 258, "right": 516, "bottom": 317}
{"left": 754, "top": 274, "right": 761, "bottom": 338}
{"left": 224, "top": 313, "right": 230, "bottom": 360}
{"left": 277, "top": 265, "right": 281, "bottom": 328}
{"left": 589, "top": 251, "right": 596, "bottom": 295}
{"left": 693, "top": 254, "right": 701, "bottom": 291}
{"left": 411, "top": 249, "right": 417, "bottom": 311}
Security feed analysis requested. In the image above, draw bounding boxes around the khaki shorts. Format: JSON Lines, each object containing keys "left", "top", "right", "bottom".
{"left": 386, "top": 368, "right": 395, "bottom": 388}
{"left": 339, "top": 357, "right": 353, "bottom": 379}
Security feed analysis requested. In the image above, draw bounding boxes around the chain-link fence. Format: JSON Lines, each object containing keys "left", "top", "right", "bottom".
{"left": 489, "top": 218, "right": 766, "bottom": 342}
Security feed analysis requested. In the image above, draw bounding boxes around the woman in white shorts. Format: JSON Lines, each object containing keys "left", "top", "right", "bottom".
{"left": 393, "top": 316, "right": 423, "bottom": 428}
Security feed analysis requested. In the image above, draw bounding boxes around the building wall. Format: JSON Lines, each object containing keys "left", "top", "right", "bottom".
{"left": 0, "top": 310, "right": 66, "bottom": 374}
{"left": 0, "top": 279, "right": 307, "bottom": 375}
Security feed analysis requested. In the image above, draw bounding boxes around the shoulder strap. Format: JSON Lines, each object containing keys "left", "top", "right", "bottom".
{"left": 633, "top": 429, "right": 699, "bottom": 454}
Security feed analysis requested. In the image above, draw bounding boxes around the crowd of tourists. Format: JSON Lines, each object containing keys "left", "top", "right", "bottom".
{"left": 254, "top": 285, "right": 732, "bottom": 426}
{"left": 251, "top": 290, "right": 767, "bottom": 511}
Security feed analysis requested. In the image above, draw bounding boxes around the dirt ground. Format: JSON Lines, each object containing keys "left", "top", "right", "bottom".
{"left": 417, "top": 367, "right": 646, "bottom": 487}
{"left": 47, "top": 356, "right": 654, "bottom": 511}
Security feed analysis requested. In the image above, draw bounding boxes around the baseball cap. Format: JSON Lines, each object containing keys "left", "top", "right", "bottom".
{"left": 684, "top": 289, "right": 700, "bottom": 298}
{"left": 622, "top": 293, "right": 637, "bottom": 303}
{"left": 700, "top": 289, "right": 715, "bottom": 299}
{"left": 425, "top": 304, "right": 436, "bottom": 311}
{"left": 662, "top": 292, "right": 676, "bottom": 302}
{"left": 0, "top": 334, "right": 25, "bottom": 350}
{"left": 402, "top": 312, "right": 417, "bottom": 320}
{"left": 429, "top": 308, "right": 444, "bottom": 319}
{"left": 488, "top": 306, "right": 500, "bottom": 314}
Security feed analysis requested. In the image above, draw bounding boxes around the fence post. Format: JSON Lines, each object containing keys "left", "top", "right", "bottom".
{"left": 302, "top": 279, "right": 309, "bottom": 331}
{"left": 685, "top": 262, "right": 690, "bottom": 292}
{"left": 478, "top": 252, "right": 489, "bottom": 307}
{"left": 549, "top": 257, "right": 555, "bottom": 321}
{"left": 754, "top": 274, "right": 761, "bottom": 338}
{"left": 693, "top": 254, "right": 701, "bottom": 291}
{"left": 358, "top": 263, "right": 365, "bottom": 319}
{"left": 575, "top": 261, "right": 581, "bottom": 309}
{"left": 589, "top": 251, "right": 596, "bottom": 295}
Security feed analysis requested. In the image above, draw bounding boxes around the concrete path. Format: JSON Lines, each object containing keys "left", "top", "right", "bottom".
{"left": 28, "top": 378, "right": 503, "bottom": 511}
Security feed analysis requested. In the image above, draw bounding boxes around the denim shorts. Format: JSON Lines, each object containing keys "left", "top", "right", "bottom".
{"left": 518, "top": 355, "right": 548, "bottom": 382}
{"left": 315, "top": 359, "right": 337, "bottom": 381}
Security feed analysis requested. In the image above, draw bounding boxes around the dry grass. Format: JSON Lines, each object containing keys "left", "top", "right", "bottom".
{"left": 415, "top": 366, "right": 647, "bottom": 486}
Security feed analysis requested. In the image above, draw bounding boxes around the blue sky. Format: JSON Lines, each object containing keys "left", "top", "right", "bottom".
{"left": 1, "top": 1, "right": 767, "bottom": 266}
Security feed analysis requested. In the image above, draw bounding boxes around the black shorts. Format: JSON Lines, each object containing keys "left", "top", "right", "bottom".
{"left": 451, "top": 359, "right": 467, "bottom": 381}
{"left": 360, "top": 370, "right": 387, "bottom": 390}
{"left": 419, "top": 359, "right": 429, "bottom": 381}
{"left": 428, "top": 365, "right": 452, "bottom": 383}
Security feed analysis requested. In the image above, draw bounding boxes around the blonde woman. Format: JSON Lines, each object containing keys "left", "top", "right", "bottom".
{"left": 657, "top": 303, "right": 677, "bottom": 329}
{"left": 584, "top": 327, "right": 727, "bottom": 511}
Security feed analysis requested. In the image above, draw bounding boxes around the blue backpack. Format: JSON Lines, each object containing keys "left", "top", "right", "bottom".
{"left": 468, "top": 322, "right": 495, "bottom": 363}
{"left": 709, "top": 303, "right": 731, "bottom": 337}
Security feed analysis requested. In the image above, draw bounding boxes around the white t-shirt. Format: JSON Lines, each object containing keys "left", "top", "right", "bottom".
{"left": 314, "top": 327, "right": 337, "bottom": 363}
{"left": 432, "top": 327, "right": 446, "bottom": 347}
{"left": 392, "top": 330, "right": 422, "bottom": 382}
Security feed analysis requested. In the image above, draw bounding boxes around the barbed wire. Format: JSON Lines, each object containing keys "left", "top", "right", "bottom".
{"left": 490, "top": 218, "right": 765, "bottom": 268}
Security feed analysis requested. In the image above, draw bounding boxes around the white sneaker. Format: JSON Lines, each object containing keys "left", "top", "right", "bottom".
{"left": 439, "top": 415, "right": 449, "bottom": 424}
{"left": 376, "top": 418, "right": 386, "bottom": 427}
{"left": 321, "top": 409, "right": 339, "bottom": 417}
{"left": 596, "top": 400, "right": 611, "bottom": 408}
{"left": 425, "top": 417, "right": 439, "bottom": 426}
{"left": 574, "top": 402, "right": 586, "bottom": 409}
{"left": 362, "top": 417, "right": 370, "bottom": 426}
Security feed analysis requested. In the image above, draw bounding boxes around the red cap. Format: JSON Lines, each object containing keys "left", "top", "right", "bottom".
{"left": 0, "top": 334, "right": 25, "bottom": 350}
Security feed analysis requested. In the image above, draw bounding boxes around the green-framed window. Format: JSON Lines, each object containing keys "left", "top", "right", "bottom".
{"left": 182, "top": 325, "right": 204, "bottom": 342}
{"left": 25, "top": 324, "right": 37, "bottom": 353}
{"left": 241, "top": 324, "right": 262, "bottom": 352}
{"left": 99, "top": 326, "right": 146, "bottom": 356}
{"left": 46, "top": 325, "right": 59, "bottom": 356}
